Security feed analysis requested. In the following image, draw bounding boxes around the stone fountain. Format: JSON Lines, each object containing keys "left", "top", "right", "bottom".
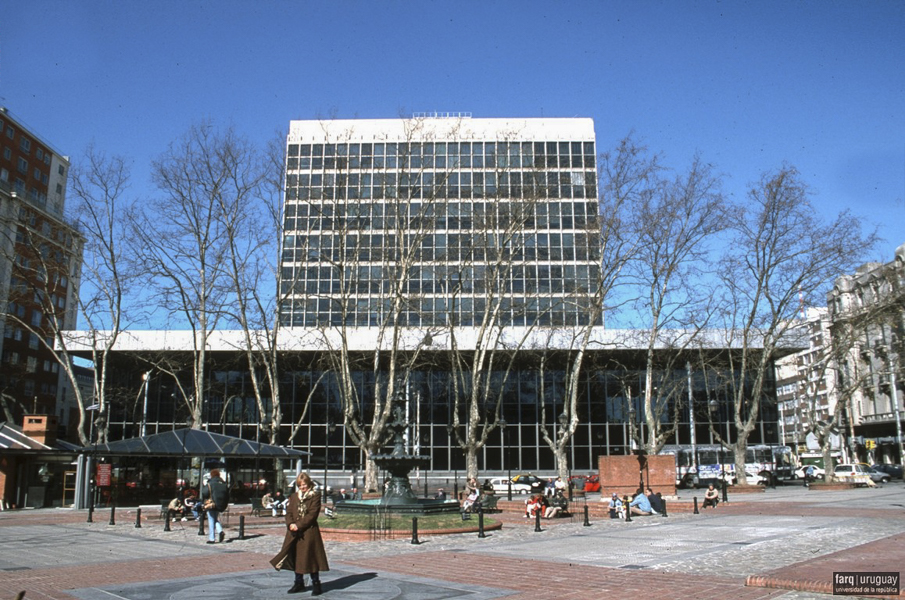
{"left": 337, "top": 403, "right": 459, "bottom": 515}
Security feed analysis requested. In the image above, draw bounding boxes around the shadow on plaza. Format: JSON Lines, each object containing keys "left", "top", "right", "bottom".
{"left": 322, "top": 572, "right": 378, "bottom": 592}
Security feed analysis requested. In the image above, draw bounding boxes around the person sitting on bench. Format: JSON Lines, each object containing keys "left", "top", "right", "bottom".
{"left": 629, "top": 488, "right": 653, "bottom": 516}
{"left": 607, "top": 493, "right": 625, "bottom": 519}
{"left": 167, "top": 496, "right": 187, "bottom": 521}
{"left": 646, "top": 488, "right": 664, "bottom": 514}
{"left": 544, "top": 490, "right": 568, "bottom": 518}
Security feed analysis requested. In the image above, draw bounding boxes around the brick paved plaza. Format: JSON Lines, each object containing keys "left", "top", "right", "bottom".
{"left": 1, "top": 484, "right": 903, "bottom": 600}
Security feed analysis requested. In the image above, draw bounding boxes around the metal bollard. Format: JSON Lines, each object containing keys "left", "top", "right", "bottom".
{"left": 238, "top": 515, "right": 245, "bottom": 540}
{"left": 164, "top": 511, "right": 171, "bottom": 532}
{"left": 478, "top": 506, "right": 486, "bottom": 538}
{"left": 624, "top": 496, "right": 632, "bottom": 522}
{"left": 721, "top": 480, "right": 729, "bottom": 503}
{"left": 424, "top": 481, "right": 428, "bottom": 498}
{"left": 693, "top": 496, "right": 699, "bottom": 514}
{"left": 135, "top": 507, "right": 142, "bottom": 528}
{"left": 583, "top": 504, "right": 591, "bottom": 527}
{"left": 198, "top": 513, "right": 206, "bottom": 536}
{"left": 507, "top": 480, "right": 512, "bottom": 502}
{"left": 87, "top": 505, "right": 94, "bottom": 523}
{"left": 109, "top": 506, "right": 116, "bottom": 526}
{"left": 661, "top": 498, "right": 668, "bottom": 517}
{"left": 534, "top": 510, "right": 542, "bottom": 532}
{"left": 411, "top": 517, "right": 420, "bottom": 545}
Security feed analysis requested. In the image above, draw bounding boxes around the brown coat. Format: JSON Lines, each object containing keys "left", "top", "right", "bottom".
{"left": 269, "top": 489, "right": 329, "bottom": 575}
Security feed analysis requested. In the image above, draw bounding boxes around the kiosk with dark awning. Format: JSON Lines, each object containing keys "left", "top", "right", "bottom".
{"left": 75, "top": 429, "right": 310, "bottom": 509}
{"left": 80, "top": 428, "right": 311, "bottom": 459}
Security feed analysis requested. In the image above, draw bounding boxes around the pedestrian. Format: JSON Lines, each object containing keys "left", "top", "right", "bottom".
{"left": 200, "top": 469, "right": 229, "bottom": 543}
{"left": 270, "top": 472, "right": 330, "bottom": 595}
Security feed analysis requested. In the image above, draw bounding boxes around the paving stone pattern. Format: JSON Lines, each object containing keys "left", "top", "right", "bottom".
{"left": 1, "top": 483, "right": 903, "bottom": 599}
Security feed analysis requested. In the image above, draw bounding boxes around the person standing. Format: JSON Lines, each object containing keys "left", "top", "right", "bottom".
{"left": 270, "top": 472, "right": 330, "bottom": 595}
{"left": 201, "top": 469, "right": 230, "bottom": 543}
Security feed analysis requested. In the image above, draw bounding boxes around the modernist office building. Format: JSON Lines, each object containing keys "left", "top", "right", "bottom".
{"left": 280, "top": 115, "right": 601, "bottom": 329}
{"left": 71, "top": 116, "right": 782, "bottom": 482}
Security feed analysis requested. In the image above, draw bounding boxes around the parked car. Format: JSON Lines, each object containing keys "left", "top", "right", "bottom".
{"left": 855, "top": 463, "right": 893, "bottom": 483}
{"left": 871, "top": 464, "right": 904, "bottom": 479}
{"left": 488, "top": 477, "right": 533, "bottom": 495}
{"left": 834, "top": 464, "right": 889, "bottom": 484}
{"left": 795, "top": 465, "right": 826, "bottom": 480}
{"left": 509, "top": 473, "right": 548, "bottom": 492}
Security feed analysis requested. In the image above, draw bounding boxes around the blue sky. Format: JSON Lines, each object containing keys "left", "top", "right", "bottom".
{"left": 2, "top": 1, "right": 903, "bottom": 260}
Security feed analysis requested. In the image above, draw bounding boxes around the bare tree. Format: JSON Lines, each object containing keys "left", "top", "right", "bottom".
{"left": 290, "top": 118, "right": 454, "bottom": 491}
{"left": 1, "top": 147, "right": 139, "bottom": 444}
{"left": 717, "top": 165, "right": 877, "bottom": 481}
{"left": 131, "top": 123, "right": 252, "bottom": 429}
{"left": 442, "top": 135, "right": 548, "bottom": 480}
{"left": 537, "top": 136, "right": 646, "bottom": 480}
{"left": 626, "top": 153, "right": 728, "bottom": 454}
{"left": 214, "top": 131, "right": 289, "bottom": 444}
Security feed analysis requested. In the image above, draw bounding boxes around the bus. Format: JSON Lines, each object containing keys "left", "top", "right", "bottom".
{"left": 659, "top": 444, "right": 794, "bottom": 488}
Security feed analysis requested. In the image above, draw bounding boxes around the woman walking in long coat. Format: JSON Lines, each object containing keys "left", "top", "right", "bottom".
{"left": 270, "top": 472, "right": 329, "bottom": 595}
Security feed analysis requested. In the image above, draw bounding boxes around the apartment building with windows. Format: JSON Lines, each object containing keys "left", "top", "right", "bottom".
{"left": 0, "top": 108, "right": 83, "bottom": 433}
{"left": 827, "top": 243, "right": 905, "bottom": 465}
{"left": 774, "top": 307, "right": 845, "bottom": 456}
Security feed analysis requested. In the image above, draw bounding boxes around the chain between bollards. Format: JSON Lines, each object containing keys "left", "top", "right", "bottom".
{"left": 411, "top": 517, "right": 420, "bottom": 545}
{"left": 135, "top": 507, "right": 142, "bottom": 528}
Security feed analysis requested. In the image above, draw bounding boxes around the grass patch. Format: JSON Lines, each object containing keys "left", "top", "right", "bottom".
{"left": 323, "top": 511, "right": 498, "bottom": 531}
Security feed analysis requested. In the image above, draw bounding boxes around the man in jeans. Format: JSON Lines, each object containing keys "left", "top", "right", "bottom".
{"left": 201, "top": 469, "right": 230, "bottom": 544}
{"left": 629, "top": 487, "right": 653, "bottom": 516}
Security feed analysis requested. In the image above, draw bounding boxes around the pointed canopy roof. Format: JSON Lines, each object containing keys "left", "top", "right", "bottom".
{"left": 79, "top": 428, "right": 310, "bottom": 458}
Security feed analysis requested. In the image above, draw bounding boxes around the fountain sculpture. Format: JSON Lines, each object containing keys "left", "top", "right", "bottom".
{"left": 336, "top": 403, "right": 459, "bottom": 515}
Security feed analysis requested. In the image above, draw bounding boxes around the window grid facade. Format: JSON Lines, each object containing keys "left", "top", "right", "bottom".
{"left": 279, "top": 117, "right": 602, "bottom": 328}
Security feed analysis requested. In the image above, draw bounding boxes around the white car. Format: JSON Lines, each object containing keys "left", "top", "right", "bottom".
{"left": 489, "top": 477, "right": 533, "bottom": 494}
{"left": 834, "top": 464, "right": 888, "bottom": 484}
{"left": 795, "top": 465, "right": 826, "bottom": 479}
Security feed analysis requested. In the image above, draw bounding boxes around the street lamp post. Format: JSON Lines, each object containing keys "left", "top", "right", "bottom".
{"left": 499, "top": 420, "right": 511, "bottom": 501}
{"left": 627, "top": 390, "right": 644, "bottom": 491}
{"left": 323, "top": 422, "right": 336, "bottom": 502}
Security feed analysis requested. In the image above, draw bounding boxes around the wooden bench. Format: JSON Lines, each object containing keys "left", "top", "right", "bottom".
{"left": 250, "top": 497, "right": 264, "bottom": 517}
{"left": 480, "top": 494, "right": 501, "bottom": 513}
